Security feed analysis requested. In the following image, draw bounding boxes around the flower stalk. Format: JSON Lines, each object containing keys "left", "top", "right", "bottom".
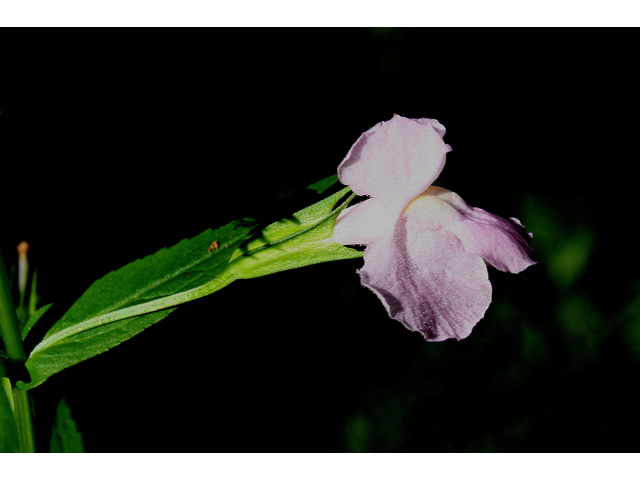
{"left": 16, "top": 241, "right": 29, "bottom": 328}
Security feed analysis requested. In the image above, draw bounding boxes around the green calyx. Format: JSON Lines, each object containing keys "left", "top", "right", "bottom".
{"left": 228, "top": 187, "right": 362, "bottom": 279}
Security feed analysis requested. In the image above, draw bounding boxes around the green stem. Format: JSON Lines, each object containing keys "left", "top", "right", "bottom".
{"left": 12, "top": 388, "right": 35, "bottom": 452}
{"left": 0, "top": 246, "right": 36, "bottom": 453}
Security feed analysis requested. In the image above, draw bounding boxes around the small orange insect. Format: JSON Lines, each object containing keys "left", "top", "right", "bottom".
{"left": 208, "top": 240, "right": 219, "bottom": 252}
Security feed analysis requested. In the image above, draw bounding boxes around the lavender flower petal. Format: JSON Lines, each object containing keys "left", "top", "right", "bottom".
{"left": 358, "top": 213, "right": 492, "bottom": 341}
{"left": 337, "top": 115, "right": 451, "bottom": 227}
{"left": 333, "top": 198, "right": 388, "bottom": 246}
{"left": 424, "top": 187, "right": 537, "bottom": 273}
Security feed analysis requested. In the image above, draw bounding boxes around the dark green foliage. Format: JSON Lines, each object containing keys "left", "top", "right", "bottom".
{"left": 49, "top": 398, "right": 84, "bottom": 453}
{"left": 21, "top": 303, "right": 52, "bottom": 341}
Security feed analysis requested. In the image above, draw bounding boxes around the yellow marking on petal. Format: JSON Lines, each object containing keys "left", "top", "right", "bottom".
{"left": 403, "top": 194, "right": 460, "bottom": 227}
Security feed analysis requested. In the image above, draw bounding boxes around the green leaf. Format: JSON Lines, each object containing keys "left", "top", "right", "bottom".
{"left": 28, "top": 269, "right": 41, "bottom": 318}
{"left": 228, "top": 187, "right": 362, "bottom": 280}
{"left": 19, "top": 219, "right": 259, "bottom": 390}
{"left": 49, "top": 398, "right": 84, "bottom": 453}
{"left": 0, "top": 377, "right": 19, "bottom": 453}
{"left": 307, "top": 174, "right": 339, "bottom": 194}
{"left": 21, "top": 303, "right": 53, "bottom": 341}
{"left": 19, "top": 180, "right": 361, "bottom": 391}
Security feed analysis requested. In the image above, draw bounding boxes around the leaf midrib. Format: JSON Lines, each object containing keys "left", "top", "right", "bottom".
{"left": 49, "top": 239, "right": 233, "bottom": 338}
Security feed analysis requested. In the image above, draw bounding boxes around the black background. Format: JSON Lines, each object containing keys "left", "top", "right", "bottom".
{"left": 1, "top": 29, "right": 638, "bottom": 452}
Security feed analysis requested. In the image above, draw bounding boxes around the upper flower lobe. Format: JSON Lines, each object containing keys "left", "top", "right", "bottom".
{"left": 338, "top": 116, "right": 451, "bottom": 230}
{"left": 333, "top": 115, "right": 536, "bottom": 341}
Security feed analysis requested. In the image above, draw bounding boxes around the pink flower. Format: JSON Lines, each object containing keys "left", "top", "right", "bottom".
{"left": 333, "top": 115, "right": 536, "bottom": 341}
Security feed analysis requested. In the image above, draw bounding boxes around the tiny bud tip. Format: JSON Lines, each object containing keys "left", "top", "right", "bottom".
{"left": 17, "top": 241, "right": 29, "bottom": 255}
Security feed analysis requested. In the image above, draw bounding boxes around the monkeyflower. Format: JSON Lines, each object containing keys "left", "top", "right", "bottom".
{"left": 333, "top": 115, "right": 536, "bottom": 341}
